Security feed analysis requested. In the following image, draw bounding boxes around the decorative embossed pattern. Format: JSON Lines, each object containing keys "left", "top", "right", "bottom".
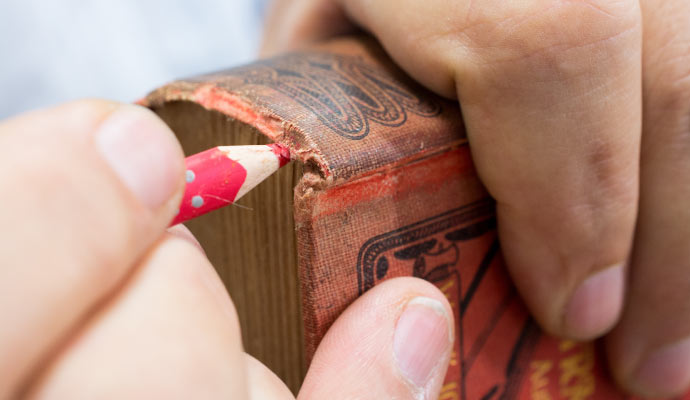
{"left": 227, "top": 53, "right": 442, "bottom": 139}
{"left": 357, "top": 200, "right": 496, "bottom": 294}
{"left": 147, "top": 36, "right": 465, "bottom": 181}
{"left": 356, "top": 200, "right": 541, "bottom": 399}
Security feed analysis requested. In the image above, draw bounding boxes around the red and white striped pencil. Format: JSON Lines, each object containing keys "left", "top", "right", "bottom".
{"left": 171, "top": 144, "right": 291, "bottom": 226}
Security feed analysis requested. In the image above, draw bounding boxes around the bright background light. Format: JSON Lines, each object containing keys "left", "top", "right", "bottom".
{"left": 0, "top": 0, "right": 270, "bottom": 118}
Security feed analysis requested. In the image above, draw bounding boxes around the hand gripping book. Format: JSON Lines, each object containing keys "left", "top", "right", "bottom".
{"left": 142, "top": 36, "right": 686, "bottom": 399}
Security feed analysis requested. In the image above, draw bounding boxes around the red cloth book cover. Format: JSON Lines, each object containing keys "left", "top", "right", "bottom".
{"left": 144, "top": 35, "right": 685, "bottom": 399}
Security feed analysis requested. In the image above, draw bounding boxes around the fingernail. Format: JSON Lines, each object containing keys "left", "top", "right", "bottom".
{"left": 565, "top": 264, "right": 624, "bottom": 339}
{"left": 634, "top": 338, "right": 690, "bottom": 397}
{"left": 96, "top": 105, "right": 183, "bottom": 209}
{"left": 393, "top": 297, "right": 452, "bottom": 389}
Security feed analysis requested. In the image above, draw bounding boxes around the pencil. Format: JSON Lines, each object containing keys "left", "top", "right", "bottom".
{"left": 171, "top": 144, "right": 291, "bottom": 225}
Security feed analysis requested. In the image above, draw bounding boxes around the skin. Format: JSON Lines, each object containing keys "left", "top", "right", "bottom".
{"left": 0, "top": 100, "right": 453, "bottom": 399}
{"left": 261, "top": 0, "right": 690, "bottom": 397}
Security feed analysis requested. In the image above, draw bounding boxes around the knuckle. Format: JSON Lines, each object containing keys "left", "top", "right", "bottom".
{"left": 575, "top": 134, "right": 638, "bottom": 216}
{"left": 544, "top": 0, "right": 639, "bottom": 45}
{"left": 447, "top": 0, "right": 641, "bottom": 76}
{"left": 558, "top": 0, "right": 641, "bottom": 43}
{"left": 647, "top": 59, "right": 690, "bottom": 121}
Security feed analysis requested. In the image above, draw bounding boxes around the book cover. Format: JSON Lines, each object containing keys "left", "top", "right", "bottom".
{"left": 144, "top": 35, "right": 684, "bottom": 399}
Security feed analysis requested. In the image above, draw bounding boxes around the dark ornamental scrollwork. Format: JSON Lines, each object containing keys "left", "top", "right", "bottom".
{"left": 356, "top": 200, "right": 496, "bottom": 294}
{"left": 356, "top": 200, "right": 540, "bottom": 400}
{"left": 227, "top": 53, "right": 442, "bottom": 140}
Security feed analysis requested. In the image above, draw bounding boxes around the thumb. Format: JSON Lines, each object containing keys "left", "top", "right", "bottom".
{"left": 298, "top": 277, "right": 454, "bottom": 400}
{"left": 0, "top": 100, "right": 184, "bottom": 396}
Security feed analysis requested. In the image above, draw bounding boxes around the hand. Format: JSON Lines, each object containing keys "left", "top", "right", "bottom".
{"left": 0, "top": 100, "right": 454, "bottom": 399}
{"left": 262, "top": 0, "right": 690, "bottom": 397}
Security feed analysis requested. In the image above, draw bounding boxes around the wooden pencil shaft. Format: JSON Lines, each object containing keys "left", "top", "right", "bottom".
{"left": 171, "top": 144, "right": 291, "bottom": 225}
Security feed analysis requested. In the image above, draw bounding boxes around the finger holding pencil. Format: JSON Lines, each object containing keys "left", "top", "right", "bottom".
{"left": 172, "top": 144, "right": 291, "bottom": 225}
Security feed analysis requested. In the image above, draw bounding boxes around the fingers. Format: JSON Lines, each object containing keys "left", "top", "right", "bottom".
{"left": 261, "top": 0, "right": 354, "bottom": 56}
{"left": 0, "top": 100, "right": 184, "bottom": 396}
{"left": 263, "top": 0, "right": 642, "bottom": 340}
{"left": 245, "top": 354, "right": 295, "bottom": 400}
{"left": 605, "top": 0, "right": 690, "bottom": 396}
{"left": 299, "top": 277, "right": 453, "bottom": 400}
{"left": 24, "top": 230, "right": 249, "bottom": 399}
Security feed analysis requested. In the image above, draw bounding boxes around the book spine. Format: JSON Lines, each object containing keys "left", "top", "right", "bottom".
{"left": 294, "top": 145, "right": 629, "bottom": 399}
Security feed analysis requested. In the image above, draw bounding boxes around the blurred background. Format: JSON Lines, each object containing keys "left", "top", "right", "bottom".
{"left": 0, "top": 0, "right": 270, "bottom": 119}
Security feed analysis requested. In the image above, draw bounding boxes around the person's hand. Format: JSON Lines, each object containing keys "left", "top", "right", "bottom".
{"left": 262, "top": 0, "right": 690, "bottom": 397}
{"left": 0, "top": 100, "right": 454, "bottom": 399}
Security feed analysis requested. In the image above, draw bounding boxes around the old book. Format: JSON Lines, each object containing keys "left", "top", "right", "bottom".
{"left": 143, "top": 36, "right": 685, "bottom": 399}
